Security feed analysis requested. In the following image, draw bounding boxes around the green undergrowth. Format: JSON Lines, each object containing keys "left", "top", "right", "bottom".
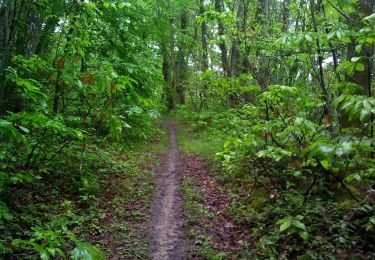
{"left": 170, "top": 105, "right": 375, "bottom": 258}
{"left": 0, "top": 122, "right": 167, "bottom": 259}
{"left": 174, "top": 104, "right": 375, "bottom": 258}
{"left": 168, "top": 107, "right": 229, "bottom": 161}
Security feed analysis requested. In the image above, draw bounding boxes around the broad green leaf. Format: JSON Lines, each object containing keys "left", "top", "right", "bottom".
{"left": 293, "top": 220, "right": 306, "bottom": 230}
{"left": 351, "top": 57, "right": 361, "bottom": 62}
{"left": 363, "top": 13, "right": 375, "bottom": 20}
{"left": 305, "top": 34, "right": 313, "bottom": 42}
{"left": 278, "top": 217, "right": 292, "bottom": 232}
{"left": 320, "top": 160, "right": 331, "bottom": 170}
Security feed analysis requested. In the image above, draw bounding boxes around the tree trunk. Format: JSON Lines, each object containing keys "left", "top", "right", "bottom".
{"left": 15, "top": 2, "right": 41, "bottom": 57}
{"left": 35, "top": 16, "right": 60, "bottom": 56}
{"left": 200, "top": 0, "right": 208, "bottom": 72}
{"left": 230, "top": 0, "right": 244, "bottom": 77}
{"left": 282, "top": 0, "right": 290, "bottom": 32}
{"left": 341, "top": 0, "right": 374, "bottom": 128}
{"left": 241, "top": 0, "right": 250, "bottom": 73}
{"left": 310, "top": 0, "right": 329, "bottom": 117}
{"left": 0, "top": 0, "right": 36, "bottom": 113}
{"left": 199, "top": 0, "right": 209, "bottom": 107}
{"left": 0, "top": 0, "right": 13, "bottom": 114}
{"left": 215, "top": 0, "right": 231, "bottom": 77}
{"left": 346, "top": 0, "right": 374, "bottom": 95}
{"left": 169, "top": 18, "right": 177, "bottom": 110}
{"left": 254, "top": 0, "right": 271, "bottom": 90}
{"left": 161, "top": 42, "right": 174, "bottom": 110}
{"left": 177, "top": 11, "right": 188, "bottom": 105}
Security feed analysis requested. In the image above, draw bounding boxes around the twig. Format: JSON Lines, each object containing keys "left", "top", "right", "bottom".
{"left": 326, "top": 0, "right": 350, "bottom": 20}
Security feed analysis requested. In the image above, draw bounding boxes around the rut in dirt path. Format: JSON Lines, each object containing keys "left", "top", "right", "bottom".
{"left": 148, "top": 121, "right": 190, "bottom": 260}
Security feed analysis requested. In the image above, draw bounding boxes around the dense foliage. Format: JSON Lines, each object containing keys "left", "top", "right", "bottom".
{"left": 163, "top": 0, "right": 375, "bottom": 257}
{"left": 1, "top": 0, "right": 374, "bottom": 258}
{"left": 0, "top": 0, "right": 163, "bottom": 258}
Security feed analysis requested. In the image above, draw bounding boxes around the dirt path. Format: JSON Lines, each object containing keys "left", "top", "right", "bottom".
{"left": 148, "top": 121, "right": 190, "bottom": 259}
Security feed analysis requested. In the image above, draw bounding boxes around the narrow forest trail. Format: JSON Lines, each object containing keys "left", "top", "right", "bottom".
{"left": 148, "top": 121, "right": 190, "bottom": 259}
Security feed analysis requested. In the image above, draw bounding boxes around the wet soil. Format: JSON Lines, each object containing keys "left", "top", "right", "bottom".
{"left": 148, "top": 121, "right": 191, "bottom": 259}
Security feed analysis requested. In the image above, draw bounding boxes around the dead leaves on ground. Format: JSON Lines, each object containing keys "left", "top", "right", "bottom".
{"left": 180, "top": 155, "right": 250, "bottom": 255}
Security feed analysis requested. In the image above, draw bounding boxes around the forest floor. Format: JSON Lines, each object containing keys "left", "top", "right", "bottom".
{"left": 95, "top": 119, "right": 249, "bottom": 259}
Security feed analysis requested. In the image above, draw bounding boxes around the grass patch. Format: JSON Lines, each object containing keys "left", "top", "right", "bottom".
{"left": 176, "top": 127, "right": 223, "bottom": 160}
{"left": 165, "top": 108, "right": 227, "bottom": 161}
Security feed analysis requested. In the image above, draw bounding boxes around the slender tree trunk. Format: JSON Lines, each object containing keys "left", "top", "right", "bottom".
{"left": 15, "top": 2, "right": 41, "bottom": 57}
{"left": 162, "top": 42, "right": 174, "bottom": 110}
{"left": 230, "top": 0, "right": 244, "bottom": 77}
{"left": 200, "top": 0, "right": 209, "bottom": 107}
{"left": 169, "top": 18, "right": 177, "bottom": 109}
{"left": 282, "top": 0, "right": 290, "bottom": 32}
{"left": 255, "top": 0, "right": 271, "bottom": 90}
{"left": 0, "top": 0, "right": 10, "bottom": 113}
{"left": 215, "top": 0, "right": 231, "bottom": 77}
{"left": 263, "top": 0, "right": 269, "bottom": 18}
{"left": 200, "top": 0, "right": 208, "bottom": 72}
{"left": 0, "top": 0, "right": 14, "bottom": 114}
{"left": 242, "top": 0, "right": 251, "bottom": 73}
{"left": 54, "top": 38, "right": 69, "bottom": 114}
{"left": 320, "top": 4, "right": 339, "bottom": 77}
{"left": 177, "top": 11, "right": 188, "bottom": 105}
{"left": 310, "top": 0, "right": 329, "bottom": 116}
{"left": 35, "top": 16, "right": 59, "bottom": 56}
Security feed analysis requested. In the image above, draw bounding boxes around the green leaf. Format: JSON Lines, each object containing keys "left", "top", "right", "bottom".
{"left": 18, "top": 125, "right": 30, "bottom": 134}
{"left": 47, "top": 248, "right": 56, "bottom": 257}
{"left": 278, "top": 217, "right": 292, "bottom": 232}
{"left": 40, "top": 251, "right": 49, "bottom": 260}
{"left": 224, "top": 140, "right": 232, "bottom": 149}
{"left": 71, "top": 242, "right": 104, "bottom": 260}
{"left": 363, "top": 13, "right": 375, "bottom": 20}
{"left": 327, "top": 31, "right": 335, "bottom": 40}
{"left": 257, "top": 146, "right": 292, "bottom": 161}
{"left": 351, "top": 57, "right": 361, "bottom": 62}
{"left": 363, "top": 100, "right": 372, "bottom": 111}
{"left": 12, "top": 239, "right": 25, "bottom": 246}
{"left": 299, "top": 231, "right": 309, "bottom": 240}
{"left": 360, "top": 109, "right": 370, "bottom": 121}
{"left": 344, "top": 173, "right": 362, "bottom": 183}
{"left": 305, "top": 34, "right": 313, "bottom": 42}
{"left": 292, "top": 220, "right": 306, "bottom": 230}
{"left": 0, "top": 119, "right": 25, "bottom": 143}
{"left": 355, "top": 62, "right": 365, "bottom": 72}
{"left": 341, "top": 141, "right": 353, "bottom": 155}
{"left": 320, "top": 160, "right": 331, "bottom": 170}
{"left": 355, "top": 44, "right": 363, "bottom": 53}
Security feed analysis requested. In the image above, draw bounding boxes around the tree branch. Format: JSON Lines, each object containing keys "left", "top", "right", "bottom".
{"left": 326, "top": 0, "right": 350, "bottom": 20}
